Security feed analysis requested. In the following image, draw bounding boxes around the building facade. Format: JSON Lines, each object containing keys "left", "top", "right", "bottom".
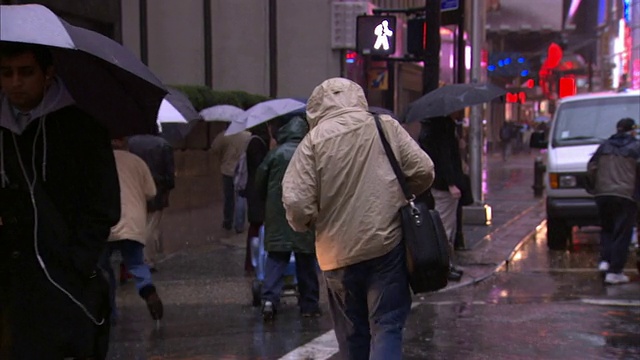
{"left": 120, "top": 0, "right": 429, "bottom": 100}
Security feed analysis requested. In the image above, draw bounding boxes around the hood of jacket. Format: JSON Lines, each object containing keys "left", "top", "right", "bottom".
{"left": 306, "top": 78, "right": 369, "bottom": 130}
{"left": 276, "top": 116, "right": 308, "bottom": 145}
{"left": 607, "top": 132, "right": 636, "bottom": 149}
{"left": 0, "top": 76, "right": 75, "bottom": 135}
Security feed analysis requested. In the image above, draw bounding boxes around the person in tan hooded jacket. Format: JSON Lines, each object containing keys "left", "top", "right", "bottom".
{"left": 282, "top": 78, "right": 434, "bottom": 359}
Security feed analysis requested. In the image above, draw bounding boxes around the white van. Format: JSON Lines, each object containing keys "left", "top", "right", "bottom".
{"left": 531, "top": 90, "right": 640, "bottom": 250}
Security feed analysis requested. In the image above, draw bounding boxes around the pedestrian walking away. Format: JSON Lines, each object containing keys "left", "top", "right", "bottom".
{"left": 211, "top": 126, "right": 250, "bottom": 233}
{"left": 255, "top": 114, "right": 320, "bottom": 321}
{"left": 128, "top": 134, "right": 176, "bottom": 271}
{"left": 418, "top": 112, "right": 466, "bottom": 281}
{"left": 282, "top": 78, "right": 434, "bottom": 360}
{"left": 0, "top": 42, "right": 119, "bottom": 360}
{"left": 101, "top": 138, "right": 163, "bottom": 323}
{"left": 587, "top": 117, "right": 640, "bottom": 285}
{"left": 243, "top": 124, "right": 270, "bottom": 275}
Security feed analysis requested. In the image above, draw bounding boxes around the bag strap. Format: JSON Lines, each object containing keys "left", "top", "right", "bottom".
{"left": 373, "top": 114, "right": 413, "bottom": 201}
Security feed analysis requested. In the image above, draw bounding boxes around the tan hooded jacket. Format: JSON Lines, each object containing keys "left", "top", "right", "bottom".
{"left": 282, "top": 78, "right": 434, "bottom": 271}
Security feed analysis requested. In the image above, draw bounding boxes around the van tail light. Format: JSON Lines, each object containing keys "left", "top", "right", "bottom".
{"left": 549, "top": 173, "right": 559, "bottom": 189}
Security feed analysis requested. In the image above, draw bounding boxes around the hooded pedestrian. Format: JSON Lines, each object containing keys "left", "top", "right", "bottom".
{"left": 587, "top": 117, "right": 640, "bottom": 285}
{"left": 282, "top": 78, "right": 434, "bottom": 359}
{"left": 0, "top": 42, "right": 119, "bottom": 359}
{"left": 255, "top": 115, "right": 320, "bottom": 321}
{"left": 128, "top": 134, "right": 176, "bottom": 270}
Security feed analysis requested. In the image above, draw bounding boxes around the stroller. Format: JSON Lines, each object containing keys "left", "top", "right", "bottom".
{"left": 251, "top": 225, "right": 298, "bottom": 307}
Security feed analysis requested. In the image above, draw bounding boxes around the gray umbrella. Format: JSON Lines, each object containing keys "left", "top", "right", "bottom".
{"left": 0, "top": 4, "right": 168, "bottom": 138}
{"left": 404, "top": 83, "right": 506, "bottom": 123}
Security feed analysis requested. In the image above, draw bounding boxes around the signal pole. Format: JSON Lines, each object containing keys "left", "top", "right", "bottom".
{"left": 423, "top": 0, "right": 441, "bottom": 94}
{"left": 466, "top": 0, "right": 491, "bottom": 225}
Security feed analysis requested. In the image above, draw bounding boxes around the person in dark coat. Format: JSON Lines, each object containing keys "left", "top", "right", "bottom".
{"left": 127, "top": 134, "right": 176, "bottom": 270}
{"left": 243, "top": 123, "right": 270, "bottom": 274}
{"left": 419, "top": 114, "right": 465, "bottom": 281}
{"left": 587, "top": 118, "right": 640, "bottom": 285}
{"left": 255, "top": 115, "right": 320, "bottom": 320}
{"left": 0, "top": 43, "right": 120, "bottom": 359}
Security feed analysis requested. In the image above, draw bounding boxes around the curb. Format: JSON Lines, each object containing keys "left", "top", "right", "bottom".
{"left": 433, "top": 202, "right": 544, "bottom": 295}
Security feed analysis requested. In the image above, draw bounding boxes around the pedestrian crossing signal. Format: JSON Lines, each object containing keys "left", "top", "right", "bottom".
{"left": 356, "top": 15, "right": 397, "bottom": 56}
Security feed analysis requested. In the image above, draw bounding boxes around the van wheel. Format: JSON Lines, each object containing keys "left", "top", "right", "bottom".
{"left": 547, "top": 218, "right": 571, "bottom": 250}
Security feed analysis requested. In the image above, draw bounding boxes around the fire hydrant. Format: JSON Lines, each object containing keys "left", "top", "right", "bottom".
{"left": 532, "top": 156, "right": 546, "bottom": 198}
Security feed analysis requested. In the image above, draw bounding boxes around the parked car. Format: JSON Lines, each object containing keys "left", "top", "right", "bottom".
{"left": 530, "top": 90, "right": 640, "bottom": 250}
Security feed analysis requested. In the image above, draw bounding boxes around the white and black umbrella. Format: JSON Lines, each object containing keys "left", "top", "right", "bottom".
{"left": 157, "top": 88, "right": 201, "bottom": 143}
{"left": 0, "top": 4, "right": 168, "bottom": 138}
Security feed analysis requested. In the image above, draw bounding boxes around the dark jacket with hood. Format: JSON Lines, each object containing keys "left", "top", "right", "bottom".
{"left": 127, "top": 134, "right": 175, "bottom": 212}
{"left": 587, "top": 132, "right": 640, "bottom": 200}
{"left": 419, "top": 116, "right": 464, "bottom": 192}
{"left": 245, "top": 123, "right": 270, "bottom": 224}
{"left": 0, "top": 79, "right": 120, "bottom": 358}
{"left": 255, "top": 116, "right": 315, "bottom": 253}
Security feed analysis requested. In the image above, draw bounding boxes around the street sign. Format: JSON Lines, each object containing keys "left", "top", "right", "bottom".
{"left": 441, "top": 0, "right": 459, "bottom": 12}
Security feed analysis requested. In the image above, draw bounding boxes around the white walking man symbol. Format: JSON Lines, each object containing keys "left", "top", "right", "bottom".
{"left": 373, "top": 20, "right": 393, "bottom": 51}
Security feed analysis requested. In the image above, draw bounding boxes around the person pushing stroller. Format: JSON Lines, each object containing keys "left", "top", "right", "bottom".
{"left": 255, "top": 114, "right": 320, "bottom": 321}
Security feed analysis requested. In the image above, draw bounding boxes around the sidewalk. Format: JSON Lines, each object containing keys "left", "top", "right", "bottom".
{"left": 437, "top": 150, "right": 546, "bottom": 293}
{"left": 153, "top": 150, "right": 546, "bottom": 297}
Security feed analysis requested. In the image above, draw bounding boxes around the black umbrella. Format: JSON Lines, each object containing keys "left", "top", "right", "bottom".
{"left": 404, "top": 83, "right": 506, "bottom": 123}
{"left": 0, "top": 4, "right": 168, "bottom": 138}
{"left": 157, "top": 88, "right": 202, "bottom": 144}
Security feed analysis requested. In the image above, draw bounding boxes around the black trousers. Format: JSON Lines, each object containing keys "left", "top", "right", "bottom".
{"left": 596, "top": 196, "right": 637, "bottom": 273}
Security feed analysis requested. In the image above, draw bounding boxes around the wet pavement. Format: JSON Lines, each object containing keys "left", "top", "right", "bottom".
{"left": 106, "top": 151, "right": 640, "bottom": 359}
{"left": 404, "top": 227, "right": 639, "bottom": 360}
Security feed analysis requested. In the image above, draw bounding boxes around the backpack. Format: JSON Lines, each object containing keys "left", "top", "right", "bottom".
{"left": 234, "top": 135, "right": 266, "bottom": 192}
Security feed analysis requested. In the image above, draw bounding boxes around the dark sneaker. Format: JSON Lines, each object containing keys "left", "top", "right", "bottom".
{"left": 140, "top": 286, "right": 164, "bottom": 320}
{"left": 448, "top": 267, "right": 463, "bottom": 282}
{"left": 262, "top": 301, "right": 276, "bottom": 321}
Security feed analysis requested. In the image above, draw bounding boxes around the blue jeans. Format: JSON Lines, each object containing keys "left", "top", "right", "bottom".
{"left": 324, "top": 243, "right": 411, "bottom": 360}
{"left": 596, "top": 196, "right": 637, "bottom": 273}
{"left": 99, "top": 240, "right": 153, "bottom": 315}
{"left": 235, "top": 194, "right": 246, "bottom": 232}
{"left": 262, "top": 251, "right": 320, "bottom": 313}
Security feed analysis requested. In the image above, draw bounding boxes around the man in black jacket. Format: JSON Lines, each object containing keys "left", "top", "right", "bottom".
{"left": 0, "top": 42, "right": 120, "bottom": 359}
{"left": 587, "top": 118, "right": 640, "bottom": 285}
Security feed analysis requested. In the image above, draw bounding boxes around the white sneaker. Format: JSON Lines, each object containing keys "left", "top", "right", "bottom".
{"left": 598, "top": 261, "right": 610, "bottom": 272}
{"left": 604, "top": 273, "right": 630, "bottom": 285}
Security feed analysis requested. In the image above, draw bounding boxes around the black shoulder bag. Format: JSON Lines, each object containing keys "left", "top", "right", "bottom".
{"left": 373, "top": 115, "right": 450, "bottom": 294}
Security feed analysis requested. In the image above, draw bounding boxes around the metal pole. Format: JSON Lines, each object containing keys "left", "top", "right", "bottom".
{"left": 139, "top": 0, "right": 148, "bottom": 65}
{"left": 469, "top": 0, "right": 485, "bottom": 207}
{"left": 203, "top": 0, "right": 212, "bottom": 88}
{"left": 268, "top": 0, "right": 278, "bottom": 98}
{"left": 423, "top": 0, "right": 441, "bottom": 94}
{"left": 456, "top": 8, "right": 465, "bottom": 84}
{"left": 632, "top": 0, "right": 640, "bottom": 89}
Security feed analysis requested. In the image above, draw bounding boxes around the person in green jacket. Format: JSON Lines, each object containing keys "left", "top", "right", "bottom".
{"left": 255, "top": 114, "right": 320, "bottom": 321}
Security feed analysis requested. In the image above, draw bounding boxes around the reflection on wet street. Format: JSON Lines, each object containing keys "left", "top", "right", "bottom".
{"left": 106, "top": 223, "right": 639, "bottom": 359}
{"left": 404, "top": 224, "right": 639, "bottom": 360}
